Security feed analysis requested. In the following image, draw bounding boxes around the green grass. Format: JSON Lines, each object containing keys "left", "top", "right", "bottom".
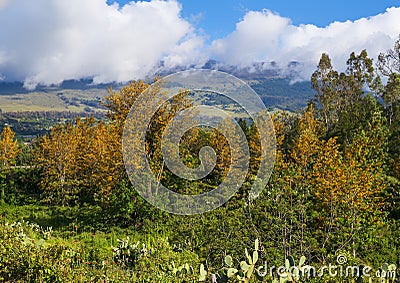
{"left": 0, "top": 88, "right": 108, "bottom": 112}
{"left": 0, "top": 202, "right": 201, "bottom": 282}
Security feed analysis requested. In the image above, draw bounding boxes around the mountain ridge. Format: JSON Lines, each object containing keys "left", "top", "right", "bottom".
{"left": 0, "top": 62, "right": 314, "bottom": 114}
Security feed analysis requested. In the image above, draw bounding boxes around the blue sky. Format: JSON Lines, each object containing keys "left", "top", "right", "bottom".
{"left": 112, "top": 0, "right": 400, "bottom": 39}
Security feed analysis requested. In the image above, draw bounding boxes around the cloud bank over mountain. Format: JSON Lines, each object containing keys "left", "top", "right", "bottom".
{"left": 211, "top": 7, "right": 400, "bottom": 80}
{"left": 0, "top": 0, "right": 399, "bottom": 89}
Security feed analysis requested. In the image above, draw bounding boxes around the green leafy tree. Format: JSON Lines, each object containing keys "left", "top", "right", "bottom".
{"left": 377, "top": 37, "right": 400, "bottom": 219}
{"left": 311, "top": 53, "right": 340, "bottom": 131}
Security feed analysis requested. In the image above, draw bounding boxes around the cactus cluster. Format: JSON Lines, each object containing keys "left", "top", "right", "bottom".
{"left": 5, "top": 220, "right": 52, "bottom": 247}
{"left": 169, "top": 261, "right": 197, "bottom": 279}
{"left": 198, "top": 239, "right": 315, "bottom": 283}
{"left": 225, "top": 238, "right": 260, "bottom": 282}
{"left": 374, "top": 263, "right": 397, "bottom": 283}
{"left": 112, "top": 236, "right": 148, "bottom": 268}
{"left": 272, "top": 255, "right": 308, "bottom": 283}
{"left": 199, "top": 238, "right": 262, "bottom": 283}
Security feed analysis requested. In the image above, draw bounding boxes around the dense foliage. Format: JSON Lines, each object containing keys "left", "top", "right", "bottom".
{"left": 0, "top": 38, "right": 399, "bottom": 282}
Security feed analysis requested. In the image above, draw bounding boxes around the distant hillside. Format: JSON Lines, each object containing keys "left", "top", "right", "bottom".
{"left": 0, "top": 67, "right": 314, "bottom": 137}
{"left": 0, "top": 87, "right": 108, "bottom": 113}
{"left": 249, "top": 78, "right": 313, "bottom": 111}
{"left": 157, "top": 60, "right": 314, "bottom": 110}
{"left": 0, "top": 77, "right": 313, "bottom": 113}
{"left": 0, "top": 111, "right": 105, "bottom": 137}
{"left": 0, "top": 79, "right": 120, "bottom": 95}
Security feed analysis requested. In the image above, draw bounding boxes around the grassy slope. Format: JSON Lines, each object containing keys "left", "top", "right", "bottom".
{"left": 0, "top": 88, "right": 108, "bottom": 112}
{"left": 0, "top": 79, "right": 312, "bottom": 113}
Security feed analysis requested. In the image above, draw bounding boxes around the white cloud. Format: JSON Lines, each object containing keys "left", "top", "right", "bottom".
{"left": 1, "top": 1, "right": 400, "bottom": 89}
{"left": 0, "top": 0, "right": 8, "bottom": 10}
{"left": 210, "top": 7, "right": 400, "bottom": 79}
{"left": 0, "top": 0, "right": 204, "bottom": 89}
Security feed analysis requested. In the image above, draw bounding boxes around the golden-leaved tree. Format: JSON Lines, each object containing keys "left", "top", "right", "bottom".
{"left": 36, "top": 118, "right": 122, "bottom": 206}
{"left": 36, "top": 78, "right": 194, "bottom": 207}
{"left": 253, "top": 108, "right": 320, "bottom": 259}
{"left": 258, "top": 105, "right": 387, "bottom": 260}
{"left": 311, "top": 111, "right": 387, "bottom": 258}
{"left": 0, "top": 126, "right": 19, "bottom": 200}
{"left": 103, "top": 80, "right": 150, "bottom": 128}
{"left": 79, "top": 120, "right": 123, "bottom": 204}
{"left": 35, "top": 81, "right": 156, "bottom": 206}
{"left": 37, "top": 119, "right": 85, "bottom": 205}
{"left": 0, "top": 126, "right": 19, "bottom": 169}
